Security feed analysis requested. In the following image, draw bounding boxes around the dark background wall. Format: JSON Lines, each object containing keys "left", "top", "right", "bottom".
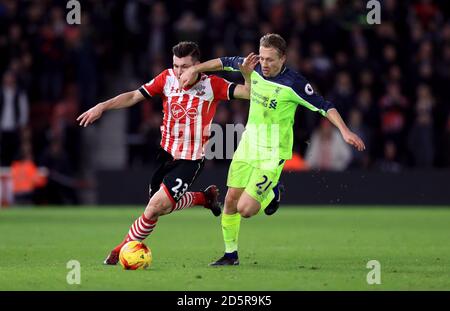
{"left": 97, "top": 168, "right": 450, "bottom": 205}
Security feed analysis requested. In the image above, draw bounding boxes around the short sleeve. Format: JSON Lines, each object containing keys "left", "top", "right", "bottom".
{"left": 139, "top": 69, "right": 169, "bottom": 99}
{"left": 220, "top": 56, "right": 245, "bottom": 72}
{"left": 210, "top": 75, "right": 232, "bottom": 101}
{"left": 290, "top": 74, "right": 335, "bottom": 116}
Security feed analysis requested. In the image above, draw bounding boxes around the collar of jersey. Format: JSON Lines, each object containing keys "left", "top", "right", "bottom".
{"left": 257, "top": 65, "right": 287, "bottom": 82}
{"left": 183, "top": 73, "right": 204, "bottom": 91}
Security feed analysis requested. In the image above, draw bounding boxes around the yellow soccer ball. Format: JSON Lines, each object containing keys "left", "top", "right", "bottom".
{"left": 119, "top": 241, "right": 152, "bottom": 270}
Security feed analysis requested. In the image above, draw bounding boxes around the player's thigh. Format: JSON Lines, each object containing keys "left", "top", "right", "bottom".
{"left": 245, "top": 160, "right": 285, "bottom": 206}
{"left": 148, "top": 148, "right": 173, "bottom": 198}
{"left": 162, "top": 158, "right": 205, "bottom": 205}
{"left": 226, "top": 159, "right": 253, "bottom": 189}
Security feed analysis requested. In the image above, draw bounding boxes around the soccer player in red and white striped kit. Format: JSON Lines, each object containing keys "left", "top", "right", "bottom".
{"left": 77, "top": 42, "right": 251, "bottom": 265}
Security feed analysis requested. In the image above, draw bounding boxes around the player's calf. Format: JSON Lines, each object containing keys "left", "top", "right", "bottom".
{"left": 144, "top": 188, "right": 174, "bottom": 218}
{"left": 168, "top": 185, "right": 221, "bottom": 216}
{"left": 103, "top": 189, "right": 170, "bottom": 265}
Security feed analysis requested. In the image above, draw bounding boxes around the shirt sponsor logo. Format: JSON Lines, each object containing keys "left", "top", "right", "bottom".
{"left": 170, "top": 103, "right": 198, "bottom": 120}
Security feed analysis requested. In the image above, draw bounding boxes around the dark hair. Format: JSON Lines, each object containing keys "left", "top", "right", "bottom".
{"left": 260, "top": 33, "right": 287, "bottom": 56}
{"left": 172, "top": 41, "right": 201, "bottom": 61}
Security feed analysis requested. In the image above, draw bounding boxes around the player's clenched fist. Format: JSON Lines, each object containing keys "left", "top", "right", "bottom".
{"left": 77, "top": 104, "right": 104, "bottom": 127}
{"left": 180, "top": 67, "right": 197, "bottom": 88}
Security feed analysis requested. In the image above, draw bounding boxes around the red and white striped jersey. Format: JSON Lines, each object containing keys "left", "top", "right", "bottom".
{"left": 139, "top": 69, "right": 234, "bottom": 160}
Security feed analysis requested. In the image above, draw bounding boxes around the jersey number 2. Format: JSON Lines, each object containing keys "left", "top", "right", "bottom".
{"left": 256, "top": 175, "right": 272, "bottom": 192}
{"left": 172, "top": 178, "right": 188, "bottom": 200}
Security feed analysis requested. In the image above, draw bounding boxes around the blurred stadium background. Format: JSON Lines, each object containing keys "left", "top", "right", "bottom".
{"left": 0, "top": 0, "right": 449, "bottom": 207}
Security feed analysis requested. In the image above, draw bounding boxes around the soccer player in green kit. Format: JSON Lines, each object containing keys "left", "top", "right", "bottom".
{"left": 181, "top": 34, "right": 366, "bottom": 265}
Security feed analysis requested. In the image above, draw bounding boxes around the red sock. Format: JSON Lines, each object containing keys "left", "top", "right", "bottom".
{"left": 192, "top": 192, "right": 206, "bottom": 206}
{"left": 172, "top": 192, "right": 206, "bottom": 212}
{"left": 113, "top": 213, "right": 157, "bottom": 253}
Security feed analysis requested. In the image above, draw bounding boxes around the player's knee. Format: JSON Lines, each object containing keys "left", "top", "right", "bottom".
{"left": 237, "top": 204, "right": 258, "bottom": 218}
{"left": 224, "top": 193, "right": 238, "bottom": 207}
{"left": 239, "top": 209, "right": 256, "bottom": 218}
{"left": 225, "top": 189, "right": 242, "bottom": 205}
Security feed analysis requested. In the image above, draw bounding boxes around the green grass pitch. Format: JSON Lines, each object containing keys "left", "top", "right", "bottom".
{"left": 0, "top": 206, "right": 449, "bottom": 290}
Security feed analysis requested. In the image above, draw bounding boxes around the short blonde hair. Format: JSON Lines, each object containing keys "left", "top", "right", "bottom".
{"left": 260, "top": 33, "right": 287, "bottom": 56}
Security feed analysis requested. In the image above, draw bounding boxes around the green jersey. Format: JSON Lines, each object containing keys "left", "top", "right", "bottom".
{"left": 221, "top": 56, "right": 335, "bottom": 160}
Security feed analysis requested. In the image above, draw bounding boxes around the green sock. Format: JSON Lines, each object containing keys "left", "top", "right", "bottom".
{"left": 258, "top": 190, "right": 275, "bottom": 215}
{"left": 221, "top": 213, "right": 241, "bottom": 253}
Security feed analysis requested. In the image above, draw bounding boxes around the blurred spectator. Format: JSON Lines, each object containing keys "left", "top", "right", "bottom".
{"left": 224, "top": 11, "right": 259, "bottom": 54}
{"left": 355, "top": 88, "right": 378, "bottom": 129}
{"left": 328, "top": 72, "right": 354, "bottom": 121}
{"left": 381, "top": 44, "right": 398, "bottom": 74}
{"left": 379, "top": 83, "right": 409, "bottom": 150}
{"left": 305, "top": 119, "right": 352, "bottom": 171}
{"left": 283, "top": 151, "right": 308, "bottom": 172}
{"left": 407, "top": 84, "right": 435, "bottom": 167}
{"left": 334, "top": 50, "right": 350, "bottom": 74}
{"left": 230, "top": 100, "right": 248, "bottom": 124}
{"left": 146, "top": 2, "right": 170, "bottom": 66}
{"left": 126, "top": 89, "right": 159, "bottom": 167}
{"left": 0, "top": 0, "right": 449, "bottom": 183}
{"left": 65, "top": 25, "right": 98, "bottom": 113}
{"left": 309, "top": 41, "right": 332, "bottom": 88}
{"left": 442, "top": 114, "right": 450, "bottom": 167}
{"left": 413, "top": 0, "right": 442, "bottom": 30}
{"left": 37, "top": 18, "right": 65, "bottom": 102}
{"left": 0, "top": 71, "right": 28, "bottom": 166}
{"left": 436, "top": 43, "right": 450, "bottom": 100}
{"left": 173, "top": 11, "right": 204, "bottom": 43}
{"left": 376, "top": 141, "right": 402, "bottom": 173}
{"left": 50, "top": 84, "right": 81, "bottom": 169}
{"left": 347, "top": 109, "right": 370, "bottom": 169}
{"left": 10, "top": 142, "right": 47, "bottom": 205}
{"left": 204, "top": 0, "right": 229, "bottom": 56}
{"left": 350, "top": 34, "right": 371, "bottom": 75}
{"left": 39, "top": 139, "right": 78, "bottom": 204}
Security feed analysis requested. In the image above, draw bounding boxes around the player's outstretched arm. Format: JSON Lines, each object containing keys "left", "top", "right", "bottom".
{"left": 77, "top": 90, "right": 144, "bottom": 127}
{"left": 326, "top": 108, "right": 366, "bottom": 151}
{"left": 180, "top": 59, "right": 223, "bottom": 88}
{"left": 290, "top": 75, "right": 365, "bottom": 152}
{"left": 233, "top": 53, "right": 259, "bottom": 100}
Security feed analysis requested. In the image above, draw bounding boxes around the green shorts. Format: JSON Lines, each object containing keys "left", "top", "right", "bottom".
{"left": 227, "top": 157, "right": 285, "bottom": 204}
